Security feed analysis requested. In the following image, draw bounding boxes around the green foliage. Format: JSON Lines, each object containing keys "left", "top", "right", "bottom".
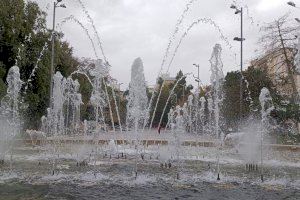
{"left": 0, "top": 0, "right": 46, "bottom": 73}
{"left": 222, "top": 71, "right": 244, "bottom": 130}
{"left": 0, "top": 0, "right": 81, "bottom": 130}
{"left": 0, "top": 64, "right": 6, "bottom": 97}
{"left": 276, "top": 103, "right": 300, "bottom": 122}
{"left": 150, "top": 70, "right": 192, "bottom": 127}
{"left": 243, "top": 66, "right": 281, "bottom": 109}
{"left": 222, "top": 66, "right": 299, "bottom": 137}
{"left": 71, "top": 74, "right": 93, "bottom": 120}
{"left": 222, "top": 67, "right": 280, "bottom": 131}
{"left": 150, "top": 83, "right": 172, "bottom": 127}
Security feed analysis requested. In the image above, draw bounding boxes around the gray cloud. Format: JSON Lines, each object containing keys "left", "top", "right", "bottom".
{"left": 35, "top": 0, "right": 299, "bottom": 89}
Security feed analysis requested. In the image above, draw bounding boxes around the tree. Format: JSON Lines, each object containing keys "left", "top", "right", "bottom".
{"left": 174, "top": 70, "right": 193, "bottom": 105}
{"left": 0, "top": 65, "right": 6, "bottom": 97}
{"left": 259, "top": 14, "right": 298, "bottom": 103}
{"left": 0, "top": 0, "right": 48, "bottom": 129}
{"left": 149, "top": 70, "right": 193, "bottom": 127}
{"left": 222, "top": 68, "right": 279, "bottom": 131}
{"left": 243, "top": 67, "right": 281, "bottom": 109}
{"left": 222, "top": 71, "right": 245, "bottom": 130}
{"left": 150, "top": 80, "right": 172, "bottom": 127}
{"left": 0, "top": 0, "right": 82, "bottom": 130}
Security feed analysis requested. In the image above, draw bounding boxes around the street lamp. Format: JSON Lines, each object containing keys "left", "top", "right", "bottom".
{"left": 233, "top": 37, "right": 245, "bottom": 42}
{"left": 193, "top": 74, "right": 201, "bottom": 86}
{"left": 50, "top": 0, "right": 66, "bottom": 108}
{"left": 192, "top": 64, "right": 201, "bottom": 137}
{"left": 287, "top": 1, "right": 296, "bottom": 7}
{"left": 231, "top": 4, "right": 245, "bottom": 131}
{"left": 287, "top": 1, "right": 300, "bottom": 9}
{"left": 287, "top": 1, "right": 300, "bottom": 23}
{"left": 177, "top": 83, "right": 185, "bottom": 104}
{"left": 117, "top": 83, "right": 123, "bottom": 109}
{"left": 193, "top": 64, "right": 200, "bottom": 90}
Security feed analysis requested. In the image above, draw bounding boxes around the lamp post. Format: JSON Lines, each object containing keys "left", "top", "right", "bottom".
{"left": 193, "top": 64, "right": 200, "bottom": 90}
{"left": 177, "top": 83, "right": 185, "bottom": 104}
{"left": 50, "top": 0, "right": 66, "bottom": 108}
{"left": 117, "top": 83, "right": 123, "bottom": 109}
{"left": 231, "top": 5, "right": 245, "bottom": 130}
{"left": 193, "top": 64, "right": 201, "bottom": 135}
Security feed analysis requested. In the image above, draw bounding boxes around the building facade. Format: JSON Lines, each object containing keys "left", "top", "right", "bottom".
{"left": 250, "top": 48, "right": 300, "bottom": 134}
{"left": 250, "top": 48, "right": 300, "bottom": 99}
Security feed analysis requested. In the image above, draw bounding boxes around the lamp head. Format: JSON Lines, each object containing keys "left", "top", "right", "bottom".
{"left": 235, "top": 10, "right": 241, "bottom": 14}
{"left": 287, "top": 1, "right": 296, "bottom": 7}
{"left": 233, "top": 37, "right": 245, "bottom": 41}
{"left": 230, "top": 4, "right": 236, "bottom": 9}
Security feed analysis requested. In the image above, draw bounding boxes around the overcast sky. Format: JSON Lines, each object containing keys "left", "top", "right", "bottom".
{"left": 34, "top": 0, "right": 299, "bottom": 90}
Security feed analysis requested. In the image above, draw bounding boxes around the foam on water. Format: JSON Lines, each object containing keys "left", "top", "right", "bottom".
{"left": 39, "top": 173, "right": 72, "bottom": 184}
{"left": 193, "top": 171, "right": 238, "bottom": 184}
{"left": 264, "top": 159, "right": 300, "bottom": 168}
{"left": 56, "top": 164, "right": 70, "bottom": 170}
{"left": 77, "top": 171, "right": 109, "bottom": 183}
{"left": 125, "top": 174, "right": 157, "bottom": 186}
{"left": 0, "top": 172, "right": 21, "bottom": 183}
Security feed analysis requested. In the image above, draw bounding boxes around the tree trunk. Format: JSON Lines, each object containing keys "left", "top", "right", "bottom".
{"left": 277, "top": 22, "right": 298, "bottom": 104}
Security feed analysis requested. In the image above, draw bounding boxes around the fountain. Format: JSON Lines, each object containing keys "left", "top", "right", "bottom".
{"left": 0, "top": 1, "right": 299, "bottom": 199}
{"left": 157, "top": 73, "right": 191, "bottom": 130}
{"left": 25, "top": 37, "right": 52, "bottom": 92}
{"left": 42, "top": 72, "right": 67, "bottom": 136}
{"left": 149, "top": 18, "right": 233, "bottom": 130}
{"left": 0, "top": 65, "right": 23, "bottom": 169}
{"left": 147, "top": 0, "right": 198, "bottom": 126}
{"left": 126, "top": 58, "right": 149, "bottom": 177}
{"left": 0, "top": 46, "right": 299, "bottom": 199}
{"left": 259, "top": 87, "right": 274, "bottom": 182}
{"left": 168, "top": 104, "right": 190, "bottom": 179}
{"left": 209, "top": 44, "right": 225, "bottom": 180}
{"left": 126, "top": 58, "right": 149, "bottom": 131}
